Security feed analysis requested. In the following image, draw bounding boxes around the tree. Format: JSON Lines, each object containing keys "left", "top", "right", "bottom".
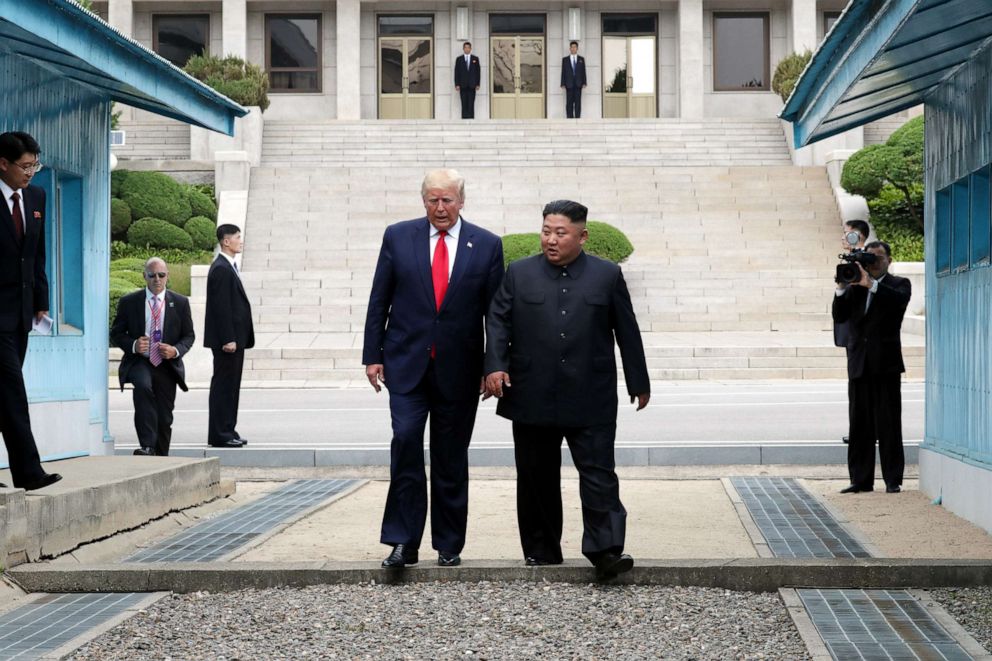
{"left": 772, "top": 50, "right": 812, "bottom": 103}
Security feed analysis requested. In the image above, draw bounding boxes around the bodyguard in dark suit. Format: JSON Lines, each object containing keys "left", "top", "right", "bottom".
{"left": 485, "top": 200, "right": 650, "bottom": 578}
{"left": 454, "top": 41, "right": 481, "bottom": 119}
{"left": 560, "top": 41, "right": 587, "bottom": 118}
{"left": 111, "top": 258, "right": 195, "bottom": 456}
{"left": 364, "top": 169, "right": 504, "bottom": 569}
{"left": 204, "top": 224, "right": 254, "bottom": 448}
{"left": 832, "top": 241, "right": 911, "bottom": 494}
{"left": 0, "top": 132, "right": 60, "bottom": 491}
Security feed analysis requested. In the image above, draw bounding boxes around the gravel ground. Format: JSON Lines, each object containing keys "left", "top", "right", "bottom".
{"left": 69, "top": 582, "right": 810, "bottom": 660}
{"left": 930, "top": 587, "right": 992, "bottom": 652}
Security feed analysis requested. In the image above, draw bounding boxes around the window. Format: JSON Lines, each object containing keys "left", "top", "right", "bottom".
{"left": 952, "top": 179, "right": 970, "bottom": 273}
{"left": 266, "top": 15, "right": 321, "bottom": 92}
{"left": 378, "top": 15, "right": 434, "bottom": 36}
{"left": 935, "top": 187, "right": 951, "bottom": 276}
{"left": 602, "top": 14, "right": 657, "bottom": 35}
{"left": 490, "top": 14, "right": 546, "bottom": 35}
{"left": 153, "top": 15, "right": 209, "bottom": 68}
{"left": 971, "top": 166, "right": 991, "bottom": 268}
{"left": 713, "top": 13, "right": 769, "bottom": 91}
{"left": 31, "top": 169, "right": 84, "bottom": 333}
{"left": 823, "top": 11, "right": 842, "bottom": 37}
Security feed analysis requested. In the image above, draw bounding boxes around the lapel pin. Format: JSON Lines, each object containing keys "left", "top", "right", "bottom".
{"left": 33, "top": 211, "right": 41, "bottom": 219}
{"left": 168, "top": 301, "right": 174, "bottom": 308}
{"left": 467, "top": 241, "right": 474, "bottom": 248}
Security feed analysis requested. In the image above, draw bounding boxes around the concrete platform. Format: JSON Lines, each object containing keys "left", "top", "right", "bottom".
{"left": 0, "top": 456, "right": 230, "bottom": 568}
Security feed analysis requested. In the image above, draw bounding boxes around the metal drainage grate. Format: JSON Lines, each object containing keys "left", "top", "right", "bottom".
{"left": 0, "top": 592, "right": 151, "bottom": 660}
{"left": 127, "top": 478, "right": 358, "bottom": 562}
{"left": 731, "top": 477, "right": 870, "bottom": 559}
{"left": 799, "top": 589, "right": 971, "bottom": 660}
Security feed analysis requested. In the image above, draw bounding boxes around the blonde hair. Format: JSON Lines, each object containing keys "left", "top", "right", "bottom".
{"left": 421, "top": 169, "right": 466, "bottom": 201}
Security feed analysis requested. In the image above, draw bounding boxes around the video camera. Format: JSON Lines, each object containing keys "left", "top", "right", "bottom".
{"left": 836, "top": 249, "right": 877, "bottom": 284}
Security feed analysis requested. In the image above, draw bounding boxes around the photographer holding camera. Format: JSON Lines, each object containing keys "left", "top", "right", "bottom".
{"left": 835, "top": 221, "right": 869, "bottom": 444}
{"left": 832, "top": 240, "right": 911, "bottom": 494}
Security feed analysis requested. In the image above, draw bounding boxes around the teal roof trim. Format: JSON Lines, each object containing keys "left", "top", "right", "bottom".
{"left": 0, "top": 0, "right": 246, "bottom": 134}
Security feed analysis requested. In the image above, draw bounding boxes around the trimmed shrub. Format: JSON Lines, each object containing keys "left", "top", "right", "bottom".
{"left": 127, "top": 217, "right": 194, "bottom": 250}
{"left": 110, "top": 270, "right": 146, "bottom": 288}
{"left": 110, "top": 169, "right": 129, "bottom": 197}
{"left": 120, "top": 171, "right": 192, "bottom": 226}
{"left": 187, "top": 187, "right": 217, "bottom": 221}
{"left": 111, "top": 198, "right": 132, "bottom": 237}
{"left": 502, "top": 221, "right": 634, "bottom": 267}
{"left": 184, "top": 216, "right": 217, "bottom": 250}
{"left": 109, "top": 285, "right": 136, "bottom": 327}
{"left": 502, "top": 233, "right": 541, "bottom": 266}
{"left": 110, "top": 257, "right": 148, "bottom": 273}
{"left": 184, "top": 54, "right": 270, "bottom": 111}
{"left": 772, "top": 50, "right": 812, "bottom": 103}
{"left": 109, "top": 275, "right": 141, "bottom": 291}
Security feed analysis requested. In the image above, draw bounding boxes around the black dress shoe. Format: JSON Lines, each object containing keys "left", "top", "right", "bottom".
{"left": 208, "top": 439, "right": 245, "bottom": 448}
{"left": 382, "top": 544, "right": 418, "bottom": 568}
{"left": 525, "top": 556, "right": 563, "bottom": 566}
{"left": 886, "top": 485, "right": 901, "bottom": 493}
{"left": 133, "top": 447, "right": 156, "bottom": 456}
{"left": 840, "top": 484, "right": 873, "bottom": 494}
{"left": 593, "top": 552, "right": 634, "bottom": 578}
{"left": 842, "top": 436, "right": 849, "bottom": 444}
{"left": 438, "top": 552, "right": 461, "bottom": 567}
{"left": 0, "top": 482, "right": 7, "bottom": 488}
{"left": 235, "top": 437, "right": 248, "bottom": 445}
{"left": 21, "top": 473, "right": 62, "bottom": 491}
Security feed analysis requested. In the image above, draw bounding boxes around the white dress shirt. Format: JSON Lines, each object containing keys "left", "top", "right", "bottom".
{"left": 133, "top": 288, "right": 169, "bottom": 356}
{"left": 0, "top": 179, "right": 25, "bottom": 220}
{"left": 429, "top": 217, "right": 460, "bottom": 279}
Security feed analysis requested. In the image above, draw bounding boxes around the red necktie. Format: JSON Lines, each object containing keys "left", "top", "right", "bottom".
{"left": 431, "top": 231, "right": 449, "bottom": 358}
{"left": 10, "top": 192, "right": 24, "bottom": 241}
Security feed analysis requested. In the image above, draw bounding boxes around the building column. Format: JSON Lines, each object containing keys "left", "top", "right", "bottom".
{"left": 678, "top": 0, "right": 704, "bottom": 118}
{"left": 223, "top": 0, "right": 248, "bottom": 61}
{"left": 791, "top": 0, "right": 817, "bottom": 54}
{"left": 337, "top": 0, "right": 361, "bottom": 120}
{"left": 108, "top": 0, "right": 134, "bottom": 121}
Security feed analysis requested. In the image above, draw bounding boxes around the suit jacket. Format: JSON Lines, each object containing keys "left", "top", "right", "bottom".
{"left": 363, "top": 217, "right": 504, "bottom": 400}
{"left": 0, "top": 184, "right": 48, "bottom": 333}
{"left": 561, "top": 55, "right": 587, "bottom": 89}
{"left": 111, "top": 289, "right": 195, "bottom": 391}
{"left": 204, "top": 255, "right": 255, "bottom": 350}
{"left": 454, "top": 54, "right": 481, "bottom": 89}
{"left": 832, "top": 273, "right": 911, "bottom": 380}
{"left": 485, "top": 251, "right": 650, "bottom": 427}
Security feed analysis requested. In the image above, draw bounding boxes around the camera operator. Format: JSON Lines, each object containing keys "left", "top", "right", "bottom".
{"left": 832, "top": 241, "right": 911, "bottom": 494}
{"left": 835, "top": 220, "right": 870, "bottom": 445}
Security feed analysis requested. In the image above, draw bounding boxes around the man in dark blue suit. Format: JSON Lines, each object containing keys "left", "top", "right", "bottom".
{"left": 364, "top": 169, "right": 504, "bottom": 568}
{"left": 560, "top": 41, "right": 587, "bottom": 118}
{"left": 454, "top": 41, "right": 481, "bottom": 119}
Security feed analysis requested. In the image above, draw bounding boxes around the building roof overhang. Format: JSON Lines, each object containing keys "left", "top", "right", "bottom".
{"left": 0, "top": 0, "right": 247, "bottom": 135}
{"left": 780, "top": 0, "right": 992, "bottom": 147}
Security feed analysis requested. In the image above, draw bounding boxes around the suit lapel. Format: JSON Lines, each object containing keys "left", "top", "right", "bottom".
{"left": 163, "top": 291, "right": 177, "bottom": 342}
{"left": 21, "top": 188, "right": 39, "bottom": 249}
{"left": 440, "top": 221, "right": 476, "bottom": 313}
{"left": 0, "top": 191, "right": 20, "bottom": 247}
{"left": 414, "top": 219, "right": 436, "bottom": 307}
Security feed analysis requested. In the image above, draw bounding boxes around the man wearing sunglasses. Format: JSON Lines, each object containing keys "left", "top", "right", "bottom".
{"left": 0, "top": 131, "right": 61, "bottom": 490}
{"left": 111, "top": 258, "right": 195, "bottom": 456}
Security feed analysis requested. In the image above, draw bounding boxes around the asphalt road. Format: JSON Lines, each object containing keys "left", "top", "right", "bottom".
{"left": 108, "top": 380, "right": 925, "bottom": 451}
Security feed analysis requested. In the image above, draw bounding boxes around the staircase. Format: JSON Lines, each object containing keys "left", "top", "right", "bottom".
{"left": 213, "top": 119, "right": 921, "bottom": 386}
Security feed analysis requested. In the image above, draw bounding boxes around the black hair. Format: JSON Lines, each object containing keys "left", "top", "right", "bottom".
{"left": 542, "top": 199, "right": 588, "bottom": 223}
{"left": 569, "top": 41, "right": 579, "bottom": 48}
{"left": 865, "top": 240, "right": 891, "bottom": 257}
{"left": 0, "top": 132, "right": 41, "bottom": 162}
{"left": 844, "top": 219, "right": 870, "bottom": 239}
{"left": 216, "top": 223, "right": 241, "bottom": 243}
{"left": 463, "top": 41, "right": 472, "bottom": 48}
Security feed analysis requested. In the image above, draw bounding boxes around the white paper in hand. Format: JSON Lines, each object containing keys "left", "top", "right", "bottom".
{"left": 32, "top": 313, "right": 54, "bottom": 336}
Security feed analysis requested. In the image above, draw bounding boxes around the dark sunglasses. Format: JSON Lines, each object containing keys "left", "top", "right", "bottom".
{"left": 145, "top": 272, "right": 168, "bottom": 279}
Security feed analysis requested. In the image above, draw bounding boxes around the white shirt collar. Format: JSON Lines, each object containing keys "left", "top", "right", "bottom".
{"left": 0, "top": 179, "right": 20, "bottom": 201}
{"left": 431, "top": 217, "right": 461, "bottom": 239}
{"left": 220, "top": 251, "right": 238, "bottom": 268}
{"left": 145, "top": 288, "right": 165, "bottom": 302}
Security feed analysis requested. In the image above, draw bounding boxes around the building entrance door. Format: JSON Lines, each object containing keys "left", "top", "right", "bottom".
{"left": 602, "top": 35, "right": 656, "bottom": 118}
{"left": 379, "top": 36, "right": 433, "bottom": 119}
{"left": 491, "top": 36, "right": 544, "bottom": 119}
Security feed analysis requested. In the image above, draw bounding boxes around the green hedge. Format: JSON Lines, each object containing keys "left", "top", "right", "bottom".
{"left": 110, "top": 169, "right": 130, "bottom": 198}
{"left": 109, "top": 275, "right": 141, "bottom": 291}
{"left": 502, "top": 221, "right": 634, "bottom": 267}
{"left": 184, "top": 216, "right": 217, "bottom": 250}
{"left": 187, "top": 188, "right": 217, "bottom": 221}
{"left": 184, "top": 54, "right": 270, "bottom": 111}
{"left": 110, "top": 270, "right": 146, "bottom": 288}
{"left": 110, "top": 242, "right": 212, "bottom": 264}
{"left": 109, "top": 285, "right": 136, "bottom": 328}
{"left": 120, "top": 171, "right": 192, "bottom": 226}
{"left": 111, "top": 198, "right": 132, "bottom": 237}
{"left": 109, "top": 257, "right": 148, "bottom": 272}
{"left": 127, "top": 218, "right": 193, "bottom": 250}
{"left": 772, "top": 50, "right": 812, "bottom": 103}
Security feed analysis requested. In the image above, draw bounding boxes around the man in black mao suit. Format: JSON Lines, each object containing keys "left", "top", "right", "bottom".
{"left": 832, "top": 240, "right": 911, "bottom": 494}
{"left": 560, "top": 41, "right": 587, "bottom": 118}
{"left": 454, "top": 41, "right": 481, "bottom": 119}
{"left": 364, "top": 169, "right": 504, "bottom": 569}
{"left": 204, "top": 224, "right": 254, "bottom": 448}
{"left": 485, "top": 200, "right": 650, "bottom": 578}
{"left": 0, "top": 132, "right": 60, "bottom": 491}
{"left": 111, "top": 258, "right": 195, "bottom": 456}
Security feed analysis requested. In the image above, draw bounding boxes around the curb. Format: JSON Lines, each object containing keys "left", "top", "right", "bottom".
{"left": 9, "top": 559, "right": 992, "bottom": 594}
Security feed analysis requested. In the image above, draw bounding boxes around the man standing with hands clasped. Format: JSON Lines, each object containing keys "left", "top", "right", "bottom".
{"left": 560, "top": 41, "right": 587, "bottom": 118}
{"left": 454, "top": 41, "right": 481, "bottom": 119}
{"left": 485, "top": 200, "right": 650, "bottom": 578}
{"left": 204, "top": 224, "right": 254, "bottom": 449}
{"left": 364, "top": 169, "right": 504, "bottom": 569}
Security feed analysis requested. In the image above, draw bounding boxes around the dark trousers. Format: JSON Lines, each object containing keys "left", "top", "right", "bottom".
{"left": 848, "top": 373, "right": 904, "bottom": 489}
{"left": 208, "top": 347, "right": 245, "bottom": 443}
{"left": 459, "top": 88, "right": 476, "bottom": 119}
{"left": 565, "top": 87, "right": 582, "bottom": 118}
{"left": 127, "top": 359, "right": 178, "bottom": 456}
{"left": 381, "top": 362, "right": 478, "bottom": 554}
{"left": 0, "top": 330, "right": 46, "bottom": 487}
{"left": 512, "top": 421, "right": 625, "bottom": 562}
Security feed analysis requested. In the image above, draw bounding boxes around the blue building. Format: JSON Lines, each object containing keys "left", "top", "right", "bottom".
{"left": 0, "top": 0, "right": 245, "bottom": 467}
{"left": 783, "top": 0, "right": 992, "bottom": 529}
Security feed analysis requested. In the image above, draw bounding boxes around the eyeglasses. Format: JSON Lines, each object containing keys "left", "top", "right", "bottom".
{"left": 145, "top": 272, "right": 168, "bottom": 279}
{"left": 11, "top": 161, "right": 42, "bottom": 175}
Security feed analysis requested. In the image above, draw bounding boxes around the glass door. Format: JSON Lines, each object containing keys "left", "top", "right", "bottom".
{"left": 379, "top": 36, "right": 433, "bottom": 119}
{"left": 603, "top": 36, "right": 656, "bottom": 118}
{"left": 491, "top": 36, "right": 544, "bottom": 119}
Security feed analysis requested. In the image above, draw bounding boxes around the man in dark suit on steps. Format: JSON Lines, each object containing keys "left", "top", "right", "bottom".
{"left": 204, "top": 224, "right": 254, "bottom": 448}
{"left": 111, "top": 258, "right": 195, "bottom": 456}
{"left": 560, "top": 41, "right": 587, "bottom": 118}
{"left": 454, "top": 41, "right": 481, "bottom": 119}
{"left": 484, "top": 200, "right": 650, "bottom": 578}
{"left": 833, "top": 240, "right": 911, "bottom": 495}
{"left": 0, "top": 131, "right": 61, "bottom": 490}
{"left": 364, "top": 169, "right": 504, "bottom": 569}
